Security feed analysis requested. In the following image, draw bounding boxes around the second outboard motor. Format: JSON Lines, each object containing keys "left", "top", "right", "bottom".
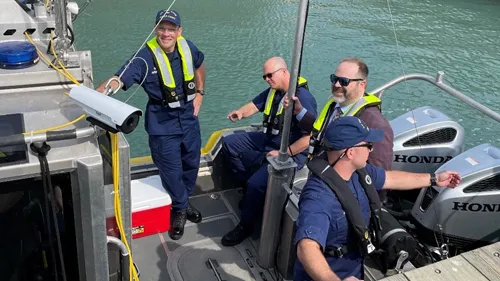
{"left": 411, "top": 143, "right": 500, "bottom": 251}
{"left": 388, "top": 106, "right": 465, "bottom": 206}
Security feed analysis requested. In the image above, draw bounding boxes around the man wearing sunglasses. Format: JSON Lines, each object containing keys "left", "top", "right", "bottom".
{"left": 220, "top": 56, "right": 318, "bottom": 247}
{"left": 284, "top": 58, "right": 394, "bottom": 202}
{"left": 294, "top": 116, "right": 461, "bottom": 281}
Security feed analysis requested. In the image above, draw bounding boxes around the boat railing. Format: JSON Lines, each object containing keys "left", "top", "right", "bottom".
{"left": 370, "top": 71, "right": 500, "bottom": 124}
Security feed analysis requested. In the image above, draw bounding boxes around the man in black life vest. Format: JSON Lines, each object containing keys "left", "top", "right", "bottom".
{"left": 294, "top": 116, "right": 461, "bottom": 281}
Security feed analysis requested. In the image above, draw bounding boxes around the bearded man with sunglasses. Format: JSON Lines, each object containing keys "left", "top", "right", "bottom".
{"left": 294, "top": 116, "right": 461, "bottom": 281}
{"left": 220, "top": 56, "right": 318, "bottom": 247}
{"left": 285, "top": 58, "right": 394, "bottom": 202}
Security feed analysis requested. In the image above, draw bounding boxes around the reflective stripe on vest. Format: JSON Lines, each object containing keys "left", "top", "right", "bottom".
{"left": 313, "top": 99, "right": 335, "bottom": 132}
{"left": 343, "top": 94, "right": 381, "bottom": 116}
{"left": 262, "top": 76, "right": 308, "bottom": 135}
{"left": 146, "top": 36, "right": 195, "bottom": 108}
{"left": 262, "top": 89, "right": 285, "bottom": 135}
{"left": 176, "top": 38, "right": 195, "bottom": 101}
{"left": 308, "top": 94, "right": 381, "bottom": 155}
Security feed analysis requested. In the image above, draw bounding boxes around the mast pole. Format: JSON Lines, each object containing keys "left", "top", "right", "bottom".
{"left": 54, "top": 0, "right": 71, "bottom": 61}
{"left": 257, "top": 0, "right": 310, "bottom": 269}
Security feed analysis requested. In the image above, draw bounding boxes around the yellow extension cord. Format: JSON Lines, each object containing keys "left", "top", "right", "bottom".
{"left": 24, "top": 32, "right": 86, "bottom": 135}
{"left": 111, "top": 133, "right": 140, "bottom": 281}
{"left": 23, "top": 32, "right": 140, "bottom": 280}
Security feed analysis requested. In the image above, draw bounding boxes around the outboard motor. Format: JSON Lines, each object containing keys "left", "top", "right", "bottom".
{"left": 411, "top": 143, "right": 500, "bottom": 252}
{"left": 388, "top": 107, "right": 465, "bottom": 207}
{"left": 391, "top": 106, "right": 465, "bottom": 173}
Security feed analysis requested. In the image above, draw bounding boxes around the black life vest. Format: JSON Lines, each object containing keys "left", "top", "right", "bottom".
{"left": 307, "top": 158, "right": 383, "bottom": 257}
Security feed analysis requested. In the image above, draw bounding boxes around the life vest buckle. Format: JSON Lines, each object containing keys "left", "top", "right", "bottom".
{"left": 362, "top": 239, "right": 376, "bottom": 255}
{"left": 324, "top": 245, "right": 348, "bottom": 258}
{"left": 336, "top": 246, "right": 345, "bottom": 258}
{"left": 331, "top": 246, "right": 345, "bottom": 258}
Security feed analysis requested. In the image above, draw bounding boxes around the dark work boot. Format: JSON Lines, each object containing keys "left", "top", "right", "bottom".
{"left": 221, "top": 223, "right": 252, "bottom": 247}
{"left": 186, "top": 203, "right": 202, "bottom": 223}
{"left": 168, "top": 210, "right": 187, "bottom": 240}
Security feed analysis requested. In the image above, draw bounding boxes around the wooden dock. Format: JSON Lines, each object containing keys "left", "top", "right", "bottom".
{"left": 379, "top": 242, "right": 500, "bottom": 281}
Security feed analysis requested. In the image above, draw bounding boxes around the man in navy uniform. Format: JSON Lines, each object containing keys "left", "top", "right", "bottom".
{"left": 220, "top": 57, "right": 318, "bottom": 247}
{"left": 294, "top": 116, "right": 461, "bottom": 281}
{"left": 96, "top": 9, "right": 206, "bottom": 240}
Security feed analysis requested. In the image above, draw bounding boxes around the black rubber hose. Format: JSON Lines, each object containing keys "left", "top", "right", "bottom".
{"left": 31, "top": 143, "right": 59, "bottom": 281}
{"left": 31, "top": 142, "right": 67, "bottom": 281}
{"left": 43, "top": 156, "right": 67, "bottom": 281}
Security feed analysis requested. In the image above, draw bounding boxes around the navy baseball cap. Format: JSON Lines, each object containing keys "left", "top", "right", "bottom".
{"left": 321, "top": 116, "right": 384, "bottom": 151}
{"left": 156, "top": 9, "right": 181, "bottom": 26}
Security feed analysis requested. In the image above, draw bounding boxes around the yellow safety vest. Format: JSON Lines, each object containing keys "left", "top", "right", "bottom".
{"left": 146, "top": 36, "right": 196, "bottom": 108}
{"left": 262, "top": 77, "right": 308, "bottom": 135}
{"left": 308, "top": 93, "right": 381, "bottom": 156}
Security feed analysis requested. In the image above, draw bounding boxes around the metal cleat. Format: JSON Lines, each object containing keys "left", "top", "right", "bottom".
{"left": 395, "top": 250, "right": 409, "bottom": 273}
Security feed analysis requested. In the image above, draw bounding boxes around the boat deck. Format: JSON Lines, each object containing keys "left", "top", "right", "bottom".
{"left": 132, "top": 188, "right": 280, "bottom": 281}
{"left": 131, "top": 183, "right": 500, "bottom": 281}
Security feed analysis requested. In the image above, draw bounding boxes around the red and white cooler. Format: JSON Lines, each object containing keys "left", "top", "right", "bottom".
{"left": 105, "top": 175, "right": 172, "bottom": 239}
{"left": 130, "top": 175, "right": 172, "bottom": 239}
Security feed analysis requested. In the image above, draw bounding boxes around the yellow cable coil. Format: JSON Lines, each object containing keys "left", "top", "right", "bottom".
{"left": 23, "top": 32, "right": 86, "bottom": 135}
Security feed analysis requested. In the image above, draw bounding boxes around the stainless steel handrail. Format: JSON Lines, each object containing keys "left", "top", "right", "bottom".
{"left": 107, "top": 236, "right": 130, "bottom": 281}
{"left": 369, "top": 71, "right": 500, "bottom": 123}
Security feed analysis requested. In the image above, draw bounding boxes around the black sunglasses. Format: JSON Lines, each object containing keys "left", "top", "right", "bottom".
{"left": 330, "top": 74, "right": 364, "bottom": 87}
{"left": 262, "top": 68, "right": 283, "bottom": 80}
{"left": 352, "top": 142, "right": 373, "bottom": 151}
{"left": 320, "top": 140, "right": 373, "bottom": 152}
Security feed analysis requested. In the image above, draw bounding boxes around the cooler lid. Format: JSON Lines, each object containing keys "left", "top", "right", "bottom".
{"left": 131, "top": 175, "right": 172, "bottom": 211}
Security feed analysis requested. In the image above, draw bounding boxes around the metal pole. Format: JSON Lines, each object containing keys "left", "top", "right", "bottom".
{"left": 257, "top": 0, "right": 309, "bottom": 269}
{"left": 278, "top": 0, "right": 310, "bottom": 162}
{"left": 370, "top": 71, "right": 500, "bottom": 124}
{"left": 0, "top": 126, "right": 97, "bottom": 148}
{"left": 54, "top": 0, "right": 68, "bottom": 41}
{"left": 54, "top": 0, "right": 70, "bottom": 57}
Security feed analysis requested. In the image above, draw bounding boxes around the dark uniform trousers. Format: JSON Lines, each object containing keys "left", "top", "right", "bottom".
{"left": 149, "top": 124, "right": 201, "bottom": 212}
{"left": 222, "top": 131, "right": 305, "bottom": 228}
